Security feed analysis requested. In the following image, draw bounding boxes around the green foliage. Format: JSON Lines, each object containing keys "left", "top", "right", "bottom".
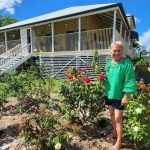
{"left": 0, "top": 75, "right": 9, "bottom": 101}
{"left": 135, "top": 58, "right": 149, "bottom": 66}
{"left": 20, "top": 103, "right": 80, "bottom": 150}
{"left": 91, "top": 49, "right": 100, "bottom": 74}
{"left": 60, "top": 66, "right": 105, "bottom": 123}
{"left": 46, "top": 76, "right": 65, "bottom": 94}
{"left": 0, "top": 60, "right": 63, "bottom": 113}
{"left": 124, "top": 82, "right": 150, "bottom": 148}
{"left": 0, "top": 60, "right": 80, "bottom": 149}
{"left": 0, "top": 15, "right": 18, "bottom": 27}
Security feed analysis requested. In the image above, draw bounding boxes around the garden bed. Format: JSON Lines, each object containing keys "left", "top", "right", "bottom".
{"left": 0, "top": 96, "right": 134, "bottom": 150}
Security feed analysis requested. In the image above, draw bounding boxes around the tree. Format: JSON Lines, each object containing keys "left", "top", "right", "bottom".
{"left": 135, "top": 44, "right": 147, "bottom": 58}
{"left": 0, "top": 15, "right": 18, "bottom": 27}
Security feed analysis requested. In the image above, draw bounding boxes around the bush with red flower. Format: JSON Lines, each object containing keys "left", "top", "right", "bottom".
{"left": 124, "top": 80, "right": 150, "bottom": 149}
{"left": 60, "top": 66, "right": 106, "bottom": 123}
{"left": 67, "top": 75, "right": 73, "bottom": 80}
{"left": 99, "top": 74, "right": 106, "bottom": 80}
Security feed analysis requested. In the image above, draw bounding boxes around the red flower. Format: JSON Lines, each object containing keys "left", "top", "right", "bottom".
{"left": 84, "top": 77, "right": 91, "bottom": 83}
{"left": 99, "top": 74, "right": 106, "bottom": 80}
{"left": 140, "top": 84, "right": 146, "bottom": 89}
{"left": 67, "top": 75, "right": 73, "bottom": 80}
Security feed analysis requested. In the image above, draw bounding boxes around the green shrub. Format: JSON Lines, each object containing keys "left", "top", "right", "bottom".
{"left": 20, "top": 103, "right": 80, "bottom": 150}
{"left": 124, "top": 82, "right": 150, "bottom": 149}
{"left": 135, "top": 58, "right": 149, "bottom": 66}
{"left": 60, "top": 66, "right": 105, "bottom": 124}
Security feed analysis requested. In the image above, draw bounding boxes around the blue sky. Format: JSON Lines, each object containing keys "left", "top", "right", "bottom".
{"left": 0, "top": 0, "right": 150, "bottom": 50}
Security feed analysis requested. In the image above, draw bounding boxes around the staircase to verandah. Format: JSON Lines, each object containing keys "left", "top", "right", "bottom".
{"left": 0, "top": 44, "right": 32, "bottom": 75}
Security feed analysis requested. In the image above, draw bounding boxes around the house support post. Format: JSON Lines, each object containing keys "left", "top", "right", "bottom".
{"left": 4, "top": 31, "right": 8, "bottom": 52}
{"left": 124, "top": 30, "right": 126, "bottom": 43}
{"left": 78, "top": 17, "right": 81, "bottom": 52}
{"left": 128, "top": 31, "right": 130, "bottom": 49}
{"left": 30, "top": 28, "right": 33, "bottom": 53}
{"left": 120, "top": 21, "right": 122, "bottom": 39}
{"left": 112, "top": 10, "right": 117, "bottom": 42}
{"left": 51, "top": 23, "right": 54, "bottom": 53}
{"left": 124, "top": 30, "right": 126, "bottom": 54}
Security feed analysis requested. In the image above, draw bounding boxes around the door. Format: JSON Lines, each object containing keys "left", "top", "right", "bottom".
{"left": 20, "top": 29, "right": 28, "bottom": 54}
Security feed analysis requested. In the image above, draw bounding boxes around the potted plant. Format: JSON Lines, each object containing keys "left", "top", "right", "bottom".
{"left": 135, "top": 58, "right": 149, "bottom": 72}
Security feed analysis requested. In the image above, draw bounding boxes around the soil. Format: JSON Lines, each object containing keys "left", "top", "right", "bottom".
{"left": 0, "top": 96, "right": 134, "bottom": 150}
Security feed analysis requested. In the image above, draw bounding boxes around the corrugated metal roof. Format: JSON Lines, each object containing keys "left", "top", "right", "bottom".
{"left": 0, "top": 3, "right": 116, "bottom": 31}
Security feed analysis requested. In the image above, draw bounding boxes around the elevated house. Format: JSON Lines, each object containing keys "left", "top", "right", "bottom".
{"left": 0, "top": 3, "right": 136, "bottom": 78}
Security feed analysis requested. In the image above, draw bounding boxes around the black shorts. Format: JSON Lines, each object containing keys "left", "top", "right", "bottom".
{"left": 105, "top": 96, "right": 125, "bottom": 110}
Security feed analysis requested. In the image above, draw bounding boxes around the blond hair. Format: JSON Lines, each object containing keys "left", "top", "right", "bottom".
{"left": 110, "top": 41, "right": 124, "bottom": 50}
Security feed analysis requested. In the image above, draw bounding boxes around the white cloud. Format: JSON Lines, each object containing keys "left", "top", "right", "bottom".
{"left": 0, "top": 0, "right": 22, "bottom": 14}
{"left": 134, "top": 17, "right": 141, "bottom": 24}
{"left": 126, "top": 13, "right": 131, "bottom": 15}
{"left": 139, "top": 29, "right": 150, "bottom": 51}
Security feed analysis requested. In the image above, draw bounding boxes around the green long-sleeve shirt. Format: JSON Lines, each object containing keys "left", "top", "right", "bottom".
{"left": 105, "top": 57, "right": 136, "bottom": 100}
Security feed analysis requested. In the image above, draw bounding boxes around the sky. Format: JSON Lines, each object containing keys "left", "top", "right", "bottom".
{"left": 0, "top": 0, "right": 150, "bottom": 51}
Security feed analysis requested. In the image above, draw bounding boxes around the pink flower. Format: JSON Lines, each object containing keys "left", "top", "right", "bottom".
{"left": 67, "top": 75, "right": 73, "bottom": 80}
{"left": 140, "top": 84, "right": 146, "bottom": 89}
{"left": 64, "top": 71, "right": 67, "bottom": 75}
{"left": 99, "top": 74, "right": 106, "bottom": 80}
{"left": 86, "top": 64, "right": 90, "bottom": 69}
{"left": 84, "top": 77, "right": 91, "bottom": 83}
{"left": 78, "top": 68, "right": 83, "bottom": 71}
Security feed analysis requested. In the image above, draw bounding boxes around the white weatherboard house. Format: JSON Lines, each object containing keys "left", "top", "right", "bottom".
{"left": 0, "top": 3, "right": 135, "bottom": 78}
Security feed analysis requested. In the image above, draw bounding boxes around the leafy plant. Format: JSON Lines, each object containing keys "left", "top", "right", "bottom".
{"left": 124, "top": 81, "right": 150, "bottom": 149}
{"left": 135, "top": 58, "right": 149, "bottom": 66}
{"left": 20, "top": 103, "right": 80, "bottom": 150}
{"left": 91, "top": 49, "right": 101, "bottom": 74}
{"left": 60, "top": 66, "right": 105, "bottom": 124}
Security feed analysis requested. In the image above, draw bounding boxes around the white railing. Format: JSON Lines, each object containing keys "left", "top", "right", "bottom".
{"left": 81, "top": 27, "right": 113, "bottom": 50}
{"left": 0, "top": 41, "right": 5, "bottom": 54}
{"left": 0, "top": 44, "right": 21, "bottom": 57}
{"left": 33, "top": 27, "right": 113, "bottom": 52}
{"left": 0, "top": 40, "right": 21, "bottom": 54}
{"left": 0, "top": 44, "right": 31, "bottom": 68}
{"left": 55, "top": 32, "right": 78, "bottom": 51}
{"left": 7, "top": 39, "right": 21, "bottom": 50}
{"left": 34, "top": 36, "right": 52, "bottom": 52}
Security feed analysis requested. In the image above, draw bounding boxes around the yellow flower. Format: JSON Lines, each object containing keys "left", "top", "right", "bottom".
{"left": 67, "top": 132, "right": 73, "bottom": 139}
{"left": 54, "top": 143, "right": 61, "bottom": 150}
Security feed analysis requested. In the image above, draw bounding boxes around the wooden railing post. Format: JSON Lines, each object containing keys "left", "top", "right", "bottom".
{"left": 78, "top": 17, "right": 81, "bottom": 52}
{"left": 112, "top": 10, "right": 117, "bottom": 42}
{"left": 51, "top": 23, "right": 54, "bottom": 53}
{"left": 4, "top": 32, "right": 8, "bottom": 52}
